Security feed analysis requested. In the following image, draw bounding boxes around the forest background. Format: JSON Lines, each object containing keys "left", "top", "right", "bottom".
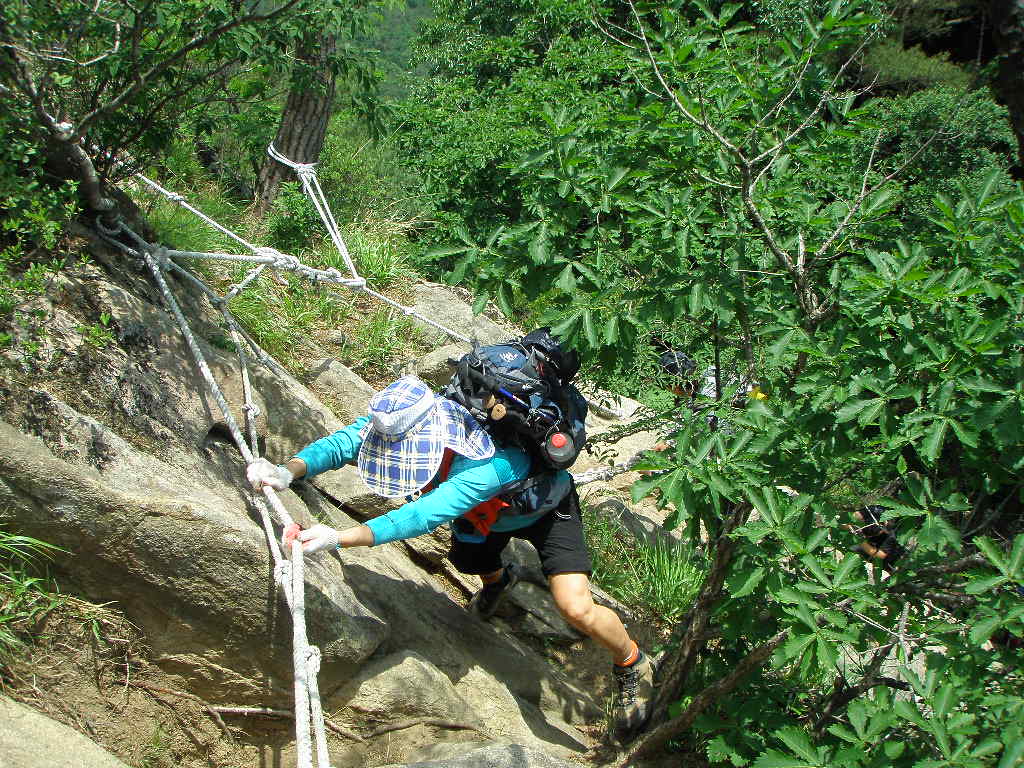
{"left": 1, "top": 1, "right": 1023, "bottom": 767}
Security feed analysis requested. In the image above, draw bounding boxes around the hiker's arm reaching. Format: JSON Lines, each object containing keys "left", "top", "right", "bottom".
{"left": 293, "top": 415, "right": 371, "bottom": 478}
{"left": 363, "top": 459, "right": 499, "bottom": 545}
{"left": 246, "top": 415, "right": 369, "bottom": 490}
{"left": 285, "top": 522, "right": 374, "bottom": 553}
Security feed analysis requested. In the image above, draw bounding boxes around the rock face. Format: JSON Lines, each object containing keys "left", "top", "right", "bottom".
{"left": 0, "top": 244, "right": 618, "bottom": 764}
{"left": 408, "top": 284, "right": 514, "bottom": 346}
{"left": 0, "top": 695, "right": 132, "bottom": 768}
{"left": 377, "top": 743, "right": 579, "bottom": 768}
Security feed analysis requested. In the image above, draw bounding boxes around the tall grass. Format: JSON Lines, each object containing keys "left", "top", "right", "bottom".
{"left": 0, "top": 529, "right": 63, "bottom": 661}
{"left": 584, "top": 506, "right": 706, "bottom": 621}
{"left": 345, "top": 306, "right": 422, "bottom": 378}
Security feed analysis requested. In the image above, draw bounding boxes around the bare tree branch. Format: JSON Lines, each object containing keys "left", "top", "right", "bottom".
{"left": 626, "top": 0, "right": 744, "bottom": 159}
{"left": 750, "top": 41, "right": 869, "bottom": 165}
{"left": 613, "top": 630, "right": 788, "bottom": 766}
{"left": 74, "top": 0, "right": 307, "bottom": 135}
{"left": 813, "top": 128, "right": 947, "bottom": 262}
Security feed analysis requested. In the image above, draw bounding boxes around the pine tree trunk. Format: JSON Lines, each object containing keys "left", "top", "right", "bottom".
{"left": 255, "top": 34, "right": 337, "bottom": 213}
{"left": 990, "top": 0, "right": 1024, "bottom": 173}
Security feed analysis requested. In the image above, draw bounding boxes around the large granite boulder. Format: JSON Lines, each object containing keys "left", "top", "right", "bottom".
{"left": 0, "top": 696, "right": 132, "bottom": 768}
{"left": 407, "top": 284, "right": 515, "bottom": 346}
{"left": 377, "top": 743, "right": 579, "bottom": 768}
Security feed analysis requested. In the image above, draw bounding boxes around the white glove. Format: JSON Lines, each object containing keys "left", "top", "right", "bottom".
{"left": 246, "top": 458, "right": 293, "bottom": 491}
{"left": 295, "top": 524, "right": 340, "bottom": 554}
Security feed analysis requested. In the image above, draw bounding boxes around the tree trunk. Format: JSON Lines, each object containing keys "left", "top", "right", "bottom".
{"left": 255, "top": 34, "right": 337, "bottom": 213}
{"left": 990, "top": 0, "right": 1024, "bottom": 173}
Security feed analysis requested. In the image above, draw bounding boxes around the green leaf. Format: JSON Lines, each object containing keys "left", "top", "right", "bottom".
{"left": 968, "top": 614, "right": 1003, "bottom": 646}
{"left": 884, "top": 741, "right": 905, "bottom": 758}
{"left": 752, "top": 750, "right": 812, "bottom": 768}
{"left": 776, "top": 726, "right": 820, "bottom": 764}
{"left": 549, "top": 311, "right": 580, "bottom": 340}
{"left": 998, "top": 737, "right": 1024, "bottom": 768}
{"left": 689, "top": 282, "right": 705, "bottom": 316}
{"left": 603, "top": 314, "right": 620, "bottom": 344}
{"left": 555, "top": 263, "right": 576, "bottom": 293}
{"left": 582, "top": 309, "right": 599, "bottom": 347}
{"left": 767, "top": 330, "right": 797, "bottom": 366}
{"left": 836, "top": 398, "right": 871, "bottom": 424}
{"left": 976, "top": 167, "right": 1002, "bottom": 208}
{"left": 933, "top": 684, "right": 954, "bottom": 717}
{"left": 495, "top": 283, "right": 513, "bottom": 316}
{"left": 425, "top": 245, "right": 469, "bottom": 259}
{"left": 964, "top": 574, "right": 1008, "bottom": 595}
{"left": 728, "top": 566, "right": 766, "bottom": 598}
{"left": 922, "top": 417, "right": 949, "bottom": 462}
{"left": 606, "top": 166, "right": 630, "bottom": 191}
{"left": 1009, "top": 534, "right": 1024, "bottom": 577}
{"left": 832, "top": 553, "right": 861, "bottom": 589}
{"left": 705, "top": 471, "right": 733, "bottom": 498}
{"left": 976, "top": 536, "right": 1008, "bottom": 574}
{"left": 864, "top": 187, "right": 896, "bottom": 216}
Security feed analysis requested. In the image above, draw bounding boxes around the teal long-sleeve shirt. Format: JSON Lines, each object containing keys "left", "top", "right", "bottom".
{"left": 294, "top": 417, "right": 548, "bottom": 545}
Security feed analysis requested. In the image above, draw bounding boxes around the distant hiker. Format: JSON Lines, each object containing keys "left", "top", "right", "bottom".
{"left": 658, "top": 347, "right": 697, "bottom": 405}
{"left": 846, "top": 505, "right": 905, "bottom": 571}
{"left": 247, "top": 374, "right": 654, "bottom": 739}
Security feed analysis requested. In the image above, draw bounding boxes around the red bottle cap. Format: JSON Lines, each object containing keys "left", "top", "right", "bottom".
{"left": 550, "top": 433, "right": 568, "bottom": 448}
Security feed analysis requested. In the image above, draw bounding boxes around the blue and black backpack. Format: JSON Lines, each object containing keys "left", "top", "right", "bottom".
{"left": 443, "top": 328, "right": 588, "bottom": 516}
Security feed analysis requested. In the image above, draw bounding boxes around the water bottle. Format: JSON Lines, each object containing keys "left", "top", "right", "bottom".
{"left": 544, "top": 431, "right": 576, "bottom": 468}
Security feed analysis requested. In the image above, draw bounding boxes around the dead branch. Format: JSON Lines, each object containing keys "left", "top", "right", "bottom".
{"left": 610, "top": 629, "right": 788, "bottom": 766}
{"left": 209, "top": 706, "right": 364, "bottom": 742}
{"left": 117, "top": 680, "right": 235, "bottom": 743}
{"left": 363, "top": 718, "right": 492, "bottom": 740}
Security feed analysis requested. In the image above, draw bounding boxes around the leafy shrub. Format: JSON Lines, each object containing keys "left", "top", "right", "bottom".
{"left": 0, "top": 105, "right": 78, "bottom": 355}
{"left": 265, "top": 182, "right": 326, "bottom": 252}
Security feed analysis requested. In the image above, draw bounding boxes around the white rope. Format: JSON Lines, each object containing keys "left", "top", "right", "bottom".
{"left": 267, "top": 143, "right": 359, "bottom": 281}
{"left": 94, "top": 227, "right": 330, "bottom": 768}
{"left": 135, "top": 172, "right": 264, "bottom": 255}
{"left": 131, "top": 161, "right": 473, "bottom": 343}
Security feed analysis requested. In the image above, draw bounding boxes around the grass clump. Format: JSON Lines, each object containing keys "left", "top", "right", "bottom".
{"left": 345, "top": 306, "right": 423, "bottom": 380}
{"left": 583, "top": 501, "right": 706, "bottom": 622}
{"left": 0, "top": 529, "right": 64, "bottom": 663}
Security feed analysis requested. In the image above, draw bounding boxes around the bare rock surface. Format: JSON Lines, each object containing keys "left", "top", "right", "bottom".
{"left": 308, "top": 357, "right": 376, "bottom": 422}
{"left": 408, "top": 283, "right": 515, "bottom": 346}
{"left": 0, "top": 695, "right": 132, "bottom": 768}
{"left": 375, "top": 743, "right": 579, "bottom": 768}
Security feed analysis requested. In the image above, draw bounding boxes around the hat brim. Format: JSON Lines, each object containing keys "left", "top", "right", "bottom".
{"left": 356, "top": 399, "right": 494, "bottom": 498}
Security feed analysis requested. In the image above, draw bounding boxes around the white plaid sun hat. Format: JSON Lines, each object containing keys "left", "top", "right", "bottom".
{"left": 356, "top": 375, "right": 494, "bottom": 498}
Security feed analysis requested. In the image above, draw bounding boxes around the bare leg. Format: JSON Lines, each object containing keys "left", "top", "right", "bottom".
{"left": 549, "top": 571, "right": 633, "bottom": 661}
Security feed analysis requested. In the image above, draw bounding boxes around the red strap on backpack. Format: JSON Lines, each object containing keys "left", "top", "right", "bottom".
{"left": 430, "top": 448, "right": 509, "bottom": 537}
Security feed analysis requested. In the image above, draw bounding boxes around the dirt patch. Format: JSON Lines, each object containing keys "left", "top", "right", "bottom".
{"left": 0, "top": 595, "right": 484, "bottom": 768}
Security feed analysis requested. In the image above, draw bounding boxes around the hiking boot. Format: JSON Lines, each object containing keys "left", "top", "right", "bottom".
{"left": 468, "top": 563, "right": 519, "bottom": 620}
{"left": 612, "top": 651, "right": 654, "bottom": 739}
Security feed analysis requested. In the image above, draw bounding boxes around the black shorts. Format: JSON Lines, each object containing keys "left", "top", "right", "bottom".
{"left": 447, "top": 488, "right": 592, "bottom": 578}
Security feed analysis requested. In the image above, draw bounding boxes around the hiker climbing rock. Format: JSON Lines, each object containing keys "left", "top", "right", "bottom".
{"left": 248, "top": 373, "right": 655, "bottom": 739}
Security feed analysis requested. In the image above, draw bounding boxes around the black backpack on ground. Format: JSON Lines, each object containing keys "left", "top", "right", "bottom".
{"left": 444, "top": 328, "right": 588, "bottom": 516}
